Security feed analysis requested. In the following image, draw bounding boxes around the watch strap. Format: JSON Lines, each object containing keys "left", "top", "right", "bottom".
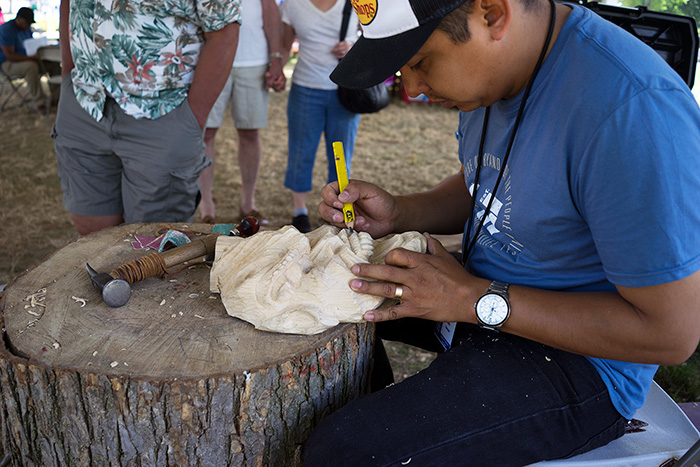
{"left": 487, "top": 280, "right": 509, "bottom": 297}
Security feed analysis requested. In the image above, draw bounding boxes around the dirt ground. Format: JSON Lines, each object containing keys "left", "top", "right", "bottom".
{"left": 0, "top": 75, "right": 462, "bottom": 380}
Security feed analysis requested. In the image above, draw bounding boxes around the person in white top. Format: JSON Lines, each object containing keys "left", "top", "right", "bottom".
{"left": 199, "top": 0, "right": 286, "bottom": 224}
{"left": 280, "top": 0, "right": 360, "bottom": 233}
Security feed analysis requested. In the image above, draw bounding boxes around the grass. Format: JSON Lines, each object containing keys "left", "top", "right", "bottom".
{"left": 656, "top": 347, "right": 700, "bottom": 403}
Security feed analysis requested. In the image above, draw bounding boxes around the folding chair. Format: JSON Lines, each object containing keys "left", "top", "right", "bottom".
{"left": 37, "top": 45, "right": 62, "bottom": 107}
{"left": 0, "top": 68, "right": 33, "bottom": 111}
{"left": 529, "top": 381, "right": 700, "bottom": 467}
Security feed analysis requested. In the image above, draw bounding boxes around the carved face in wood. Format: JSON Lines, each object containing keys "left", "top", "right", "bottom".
{"left": 210, "top": 225, "right": 427, "bottom": 335}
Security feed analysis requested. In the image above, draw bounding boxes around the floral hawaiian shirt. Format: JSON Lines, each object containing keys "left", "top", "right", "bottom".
{"left": 69, "top": 0, "right": 241, "bottom": 120}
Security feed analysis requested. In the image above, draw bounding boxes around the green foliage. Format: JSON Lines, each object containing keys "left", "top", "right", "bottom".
{"left": 655, "top": 345, "right": 700, "bottom": 403}
{"left": 619, "top": 0, "right": 700, "bottom": 32}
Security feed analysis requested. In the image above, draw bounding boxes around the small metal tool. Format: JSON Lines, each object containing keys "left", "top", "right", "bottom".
{"left": 87, "top": 216, "right": 260, "bottom": 308}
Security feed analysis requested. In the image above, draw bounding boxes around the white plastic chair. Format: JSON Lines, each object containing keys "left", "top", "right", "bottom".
{"left": 529, "top": 381, "right": 700, "bottom": 467}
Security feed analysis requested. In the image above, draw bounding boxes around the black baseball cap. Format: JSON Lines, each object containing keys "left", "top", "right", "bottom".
{"left": 330, "top": 0, "right": 467, "bottom": 89}
{"left": 17, "top": 7, "right": 35, "bottom": 24}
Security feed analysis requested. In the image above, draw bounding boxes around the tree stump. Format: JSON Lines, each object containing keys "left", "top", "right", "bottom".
{"left": 0, "top": 223, "right": 373, "bottom": 466}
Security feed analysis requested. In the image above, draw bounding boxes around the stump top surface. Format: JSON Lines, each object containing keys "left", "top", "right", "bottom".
{"left": 1, "top": 223, "right": 353, "bottom": 379}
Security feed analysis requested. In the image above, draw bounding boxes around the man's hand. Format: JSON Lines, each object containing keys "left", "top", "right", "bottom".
{"left": 0, "top": 45, "right": 38, "bottom": 63}
{"left": 266, "top": 59, "right": 286, "bottom": 92}
{"left": 319, "top": 179, "right": 399, "bottom": 238}
{"left": 349, "top": 234, "right": 483, "bottom": 323}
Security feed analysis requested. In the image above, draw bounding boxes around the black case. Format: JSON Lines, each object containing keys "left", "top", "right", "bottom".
{"left": 562, "top": 0, "right": 699, "bottom": 88}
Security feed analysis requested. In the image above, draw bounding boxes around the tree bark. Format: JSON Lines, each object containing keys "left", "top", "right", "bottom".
{"left": 0, "top": 223, "right": 373, "bottom": 466}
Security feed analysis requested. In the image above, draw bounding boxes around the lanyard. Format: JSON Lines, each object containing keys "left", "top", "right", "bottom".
{"left": 462, "top": 0, "right": 557, "bottom": 267}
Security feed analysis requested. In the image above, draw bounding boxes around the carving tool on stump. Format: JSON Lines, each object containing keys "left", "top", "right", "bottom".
{"left": 332, "top": 141, "right": 355, "bottom": 232}
{"left": 87, "top": 216, "right": 260, "bottom": 308}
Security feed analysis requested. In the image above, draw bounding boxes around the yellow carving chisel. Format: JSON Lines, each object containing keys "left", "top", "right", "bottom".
{"left": 332, "top": 141, "right": 355, "bottom": 232}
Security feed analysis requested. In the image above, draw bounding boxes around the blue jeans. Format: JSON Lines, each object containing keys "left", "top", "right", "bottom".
{"left": 303, "top": 321, "right": 626, "bottom": 466}
{"left": 284, "top": 83, "right": 360, "bottom": 192}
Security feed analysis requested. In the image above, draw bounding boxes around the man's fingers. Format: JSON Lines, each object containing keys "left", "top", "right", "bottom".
{"left": 426, "top": 234, "right": 451, "bottom": 257}
{"left": 384, "top": 247, "right": 429, "bottom": 269}
{"left": 350, "top": 277, "right": 409, "bottom": 299}
{"left": 364, "top": 306, "right": 401, "bottom": 322}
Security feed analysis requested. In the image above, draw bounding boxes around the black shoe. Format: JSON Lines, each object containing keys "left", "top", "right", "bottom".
{"left": 292, "top": 214, "right": 312, "bottom": 233}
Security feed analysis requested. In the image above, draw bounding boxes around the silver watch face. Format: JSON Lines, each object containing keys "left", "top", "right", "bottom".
{"left": 476, "top": 294, "right": 509, "bottom": 326}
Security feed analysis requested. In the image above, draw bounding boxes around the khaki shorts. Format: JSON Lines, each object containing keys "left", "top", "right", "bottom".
{"left": 206, "top": 64, "right": 269, "bottom": 129}
{"left": 52, "top": 76, "right": 209, "bottom": 223}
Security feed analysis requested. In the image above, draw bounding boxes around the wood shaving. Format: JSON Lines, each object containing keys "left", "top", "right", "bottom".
{"left": 71, "top": 296, "right": 87, "bottom": 307}
{"left": 92, "top": 351, "right": 98, "bottom": 357}
{"left": 160, "top": 299, "right": 166, "bottom": 306}
{"left": 24, "top": 288, "right": 47, "bottom": 309}
{"left": 110, "top": 361, "right": 119, "bottom": 367}
{"left": 194, "top": 314, "right": 205, "bottom": 319}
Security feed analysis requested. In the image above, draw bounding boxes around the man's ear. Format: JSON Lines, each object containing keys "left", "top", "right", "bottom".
{"left": 479, "top": 0, "right": 511, "bottom": 41}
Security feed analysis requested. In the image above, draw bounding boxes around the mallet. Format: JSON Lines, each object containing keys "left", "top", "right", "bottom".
{"left": 87, "top": 217, "right": 260, "bottom": 308}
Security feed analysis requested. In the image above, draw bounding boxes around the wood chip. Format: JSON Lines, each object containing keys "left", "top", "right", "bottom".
{"left": 71, "top": 296, "right": 87, "bottom": 307}
{"left": 110, "top": 361, "right": 119, "bottom": 368}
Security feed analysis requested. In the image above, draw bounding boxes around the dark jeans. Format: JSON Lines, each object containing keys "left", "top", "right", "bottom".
{"left": 303, "top": 319, "right": 626, "bottom": 466}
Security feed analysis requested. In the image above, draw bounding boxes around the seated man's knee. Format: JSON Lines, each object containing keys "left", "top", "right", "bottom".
{"left": 303, "top": 412, "right": 357, "bottom": 466}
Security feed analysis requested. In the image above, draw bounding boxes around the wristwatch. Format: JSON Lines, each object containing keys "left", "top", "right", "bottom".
{"left": 474, "top": 280, "right": 510, "bottom": 331}
{"left": 269, "top": 52, "right": 283, "bottom": 60}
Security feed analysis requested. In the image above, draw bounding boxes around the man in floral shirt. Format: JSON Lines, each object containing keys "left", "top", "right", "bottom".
{"left": 53, "top": 0, "right": 241, "bottom": 235}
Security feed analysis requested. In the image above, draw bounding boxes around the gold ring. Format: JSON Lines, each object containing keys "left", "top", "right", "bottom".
{"left": 394, "top": 284, "right": 404, "bottom": 300}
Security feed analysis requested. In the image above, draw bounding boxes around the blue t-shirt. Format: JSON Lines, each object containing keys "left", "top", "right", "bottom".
{"left": 457, "top": 4, "right": 700, "bottom": 419}
{"left": 0, "top": 19, "right": 33, "bottom": 65}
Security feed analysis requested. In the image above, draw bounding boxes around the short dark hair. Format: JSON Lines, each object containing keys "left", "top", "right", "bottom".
{"left": 437, "top": 0, "right": 542, "bottom": 44}
{"left": 437, "top": 1, "right": 475, "bottom": 43}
